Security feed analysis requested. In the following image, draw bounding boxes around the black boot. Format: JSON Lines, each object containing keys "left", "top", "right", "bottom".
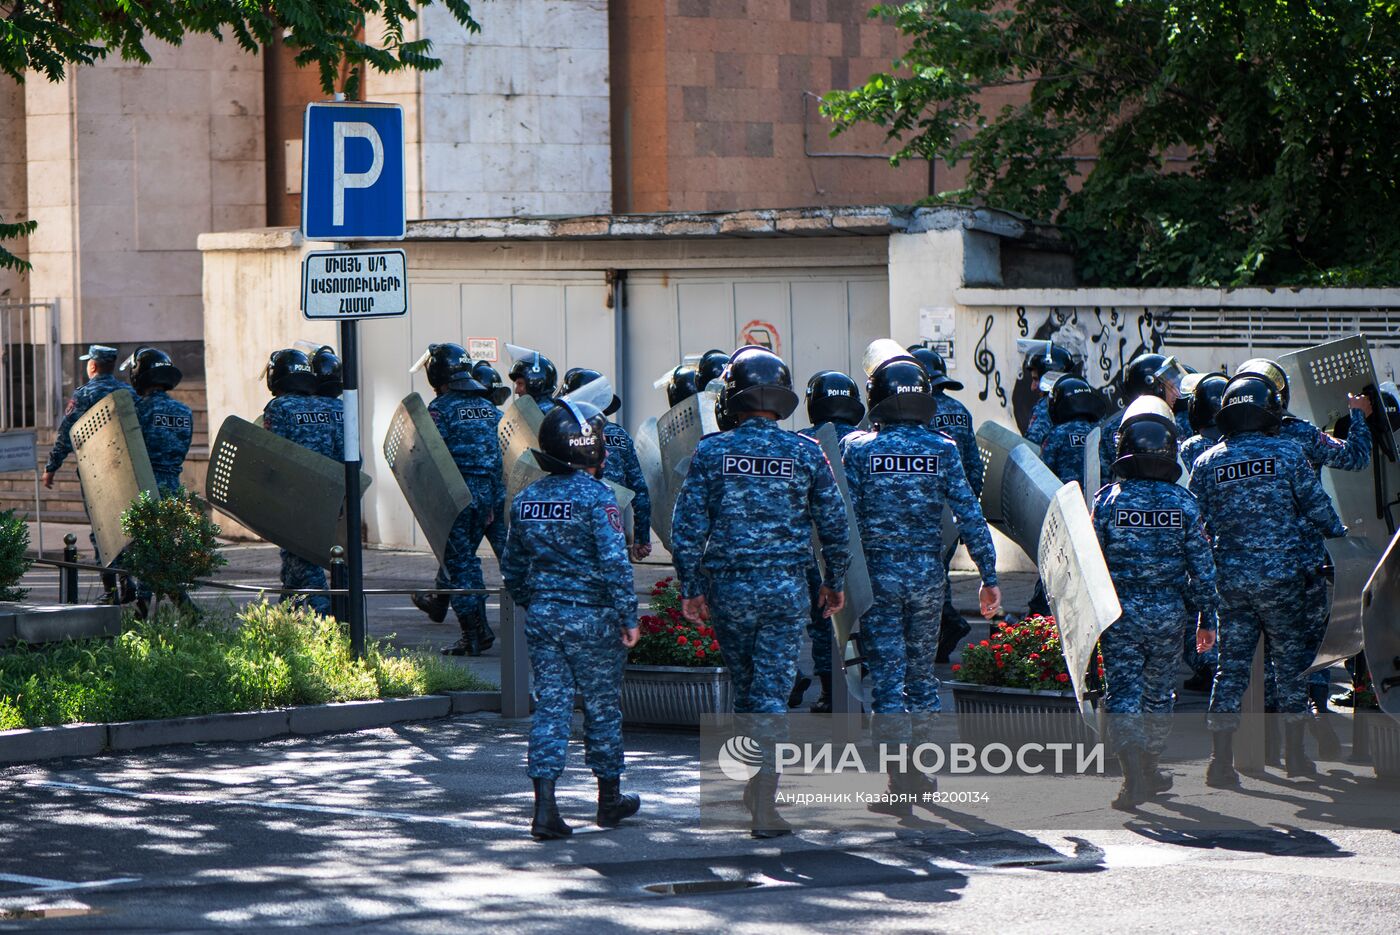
{"left": 595, "top": 776, "right": 640, "bottom": 828}
{"left": 788, "top": 672, "right": 812, "bottom": 708}
{"left": 98, "top": 571, "right": 121, "bottom": 605}
{"left": 809, "top": 673, "right": 832, "bottom": 714}
{"left": 935, "top": 615, "right": 972, "bottom": 664}
{"left": 1264, "top": 715, "right": 1283, "bottom": 768}
{"left": 440, "top": 633, "right": 475, "bottom": 656}
{"left": 1183, "top": 665, "right": 1215, "bottom": 693}
{"left": 1205, "top": 731, "right": 1240, "bottom": 788}
{"left": 1142, "top": 752, "right": 1173, "bottom": 795}
{"left": 530, "top": 777, "right": 572, "bottom": 840}
{"left": 867, "top": 771, "right": 913, "bottom": 817}
{"left": 1308, "top": 684, "right": 1342, "bottom": 760}
{"left": 411, "top": 591, "right": 449, "bottom": 623}
{"left": 748, "top": 772, "right": 791, "bottom": 839}
{"left": 1112, "top": 751, "right": 1147, "bottom": 811}
{"left": 1284, "top": 720, "right": 1318, "bottom": 779}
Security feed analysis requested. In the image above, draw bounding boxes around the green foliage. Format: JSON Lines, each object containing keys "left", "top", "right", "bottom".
{"left": 822, "top": 1, "right": 1400, "bottom": 286}
{"left": 630, "top": 577, "right": 724, "bottom": 667}
{"left": 0, "top": 601, "right": 490, "bottom": 728}
{"left": 120, "top": 488, "right": 226, "bottom": 608}
{"left": 0, "top": 215, "right": 37, "bottom": 273}
{"left": 952, "top": 615, "right": 1099, "bottom": 692}
{"left": 0, "top": 509, "right": 30, "bottom": 602}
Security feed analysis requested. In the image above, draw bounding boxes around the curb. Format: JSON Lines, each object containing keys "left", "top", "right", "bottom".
{"left": 0, "top": 690, "right": 504, "bottom": 765}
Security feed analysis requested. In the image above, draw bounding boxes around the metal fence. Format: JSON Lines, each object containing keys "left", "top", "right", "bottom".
{"left": 0, "top": 299, "right": 60, "bottom": 432}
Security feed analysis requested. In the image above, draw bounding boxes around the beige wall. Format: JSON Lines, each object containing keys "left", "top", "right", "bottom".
{"left": 0, "top": 78, "right": 27, "bottom": 302}
{"left": 26, "top": 35, "right": 266, "bottom": 348}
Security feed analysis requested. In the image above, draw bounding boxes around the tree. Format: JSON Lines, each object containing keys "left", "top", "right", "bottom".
{"left": 0, "top": 0, "right": 478, "bottom": 270}
{"left": 821, "top": 2, "right": 1400, "bottom": 287}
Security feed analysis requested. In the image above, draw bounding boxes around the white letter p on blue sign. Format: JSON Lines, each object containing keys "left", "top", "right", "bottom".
{"left": 302, "top": 102, "right": 405, "bottom": 241}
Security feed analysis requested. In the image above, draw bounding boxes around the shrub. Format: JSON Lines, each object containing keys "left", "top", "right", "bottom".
{"left": 629, "top": 577, "right": 724, "bottom": 668}
{"left": 0, "top": 508, "right": 30, "bottom": 601}
{"left": 120, "top": 488, "right": 226, "bottom": 607}
{"left": 952, "top": 615, "right": 1103, "bottom": 693}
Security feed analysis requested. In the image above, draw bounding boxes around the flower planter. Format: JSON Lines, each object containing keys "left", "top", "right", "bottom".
{"left": 1365, "top": 710, "right": 1400, "bottom": 780}
{"left": 621, "top": 664, "right": 732, "bottom": 728}
{"left": 950, "top": 682, "right": 1095, "bottom": 749}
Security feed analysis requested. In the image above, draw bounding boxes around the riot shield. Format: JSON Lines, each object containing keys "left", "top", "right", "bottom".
{"left": 975, "top": 421, "right": 1035, "bottom": 526}
{"left": 70, "top": 392, "right": 158, "bottom": 565}
{"left": 1361, "top": 526, "right": 1400, "bottom": 719}
{"left": 498, "top": 395, "right": 546, "bottom": 480}
{"left": 1082, "top": 425, "right": 1102, "bottom": 501}
{"left": 634, "top": 417, "right": 667, "bottom": 548}
{"left": 207, "top": 416, "right": 369, "bottom": 568}
{"left": 812, "top": 424, "right": 870, "bottom": 650}
{"left": 656, "top": 388, "right": 721, "bottom": 551}
{"left": 382, "top": 394, "right": 473, "bottom": 567}
{"left": 1279, "top": 335, "right": 1395, "bottom": 668}
{"left": 1039, "top": 483, "right": 1122, "bottom": 715}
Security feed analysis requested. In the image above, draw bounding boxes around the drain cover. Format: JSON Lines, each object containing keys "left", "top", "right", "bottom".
{"left": 643, "top": 880, "right": 762, "bottom": 896}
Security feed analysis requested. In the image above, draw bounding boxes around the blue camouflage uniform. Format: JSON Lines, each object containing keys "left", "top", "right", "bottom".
{"left": 501, "top": 470, "right": 637, "bottom": 781}
{"left": 1189, "top": 433, "right": 1346, "bottom": 729}
{"left": 135, "top": 390, "right": 193, "bottom": 494}
{"left": 1092, "top": 480, "right": 1218, "bottom": 753}
{"left": 1041, "top": 419, "right": 1096, "bottom": 488}
{"left": 1175, "top": 409, "right": 1194, "bottom": 440}
{"left": 843, "top": 423, "right": 997, "bottom": 742}
{"left": 795, "top": 420, "right": 860, "bottom": 680}
{"left": 45, "top": 373, "right": 139, "bottom": 567}
{"left": 671, "top": 417, "right": 850, "bottom": 761}
{"left": 429, "top": 390, "right": 505, "bottom": 627}
{"left": 263, "top": 394, "right": 344, "bottom": 614}
{"left": 601, "top": 422, "right": 651, "bottom": 547}
{"left": 1026, "top": 397, "right": 1052, "bottom": 446}
{"left": 1097, "top": 408, "right": 1126, "bottom": 484}
{"left": 1180, "top": 429, "right": 1222, "bottom": 476}
{"left": 930, "top": 393, "right": 986, "bottom": 646}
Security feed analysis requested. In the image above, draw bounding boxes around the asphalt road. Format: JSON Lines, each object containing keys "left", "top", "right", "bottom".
{"left": 2, "top": 716, "right": 1398, "bottom": 933}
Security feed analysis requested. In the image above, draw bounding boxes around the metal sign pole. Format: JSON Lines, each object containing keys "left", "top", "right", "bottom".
{"left": 340, "top": 317, "right": 367, "bottom": 658}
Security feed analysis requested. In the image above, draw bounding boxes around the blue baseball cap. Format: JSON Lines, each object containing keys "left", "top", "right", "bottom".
{"left": 79, "top": 344, "right": 118, "bottom": 362}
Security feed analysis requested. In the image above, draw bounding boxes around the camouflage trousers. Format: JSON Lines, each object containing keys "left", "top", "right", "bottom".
{"left": 804, "top": 563, "right": 832, "bottom": 676}
{"left": 1209, "top": 574, "right": 1312, "bottom": 730}
{"left": 280, "top": 549, "right": 330, "bottom": 616}
{"left": 708, "top": 568, "right": 806, "bottom": 769}
{"left": 525, "top": 600, "right": 628, "bottom": 780}
{"left": 861, "top": 550, "right": 943, "bottom": 745}
{"left": 1101, "top": 587, "right": 1185, "bottom": 754}
{"left": 1263, "top": 567, "right": 1333, "bottom": 708}
{"left": 434, "top": 477, "right": 497, "bottom": 625}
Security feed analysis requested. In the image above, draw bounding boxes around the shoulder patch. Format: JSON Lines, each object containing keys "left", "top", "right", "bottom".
{"left": 605, "top": 504, "right": 623, "bottom": 533}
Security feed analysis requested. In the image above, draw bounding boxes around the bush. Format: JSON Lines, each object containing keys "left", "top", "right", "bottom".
{"left": 630, "top": 577, "right": 724, "bottom": 668}
{"left": 952, "top": 615, "right": 1102, "bottom": 693}
{"left": 120, "top": 488, "right": 226, "bottom": 607}
{"left": 0, "top": 508, "right": 30, "bottom": 601}
{"left": 0, "top": 600, "right": 491, "bottom": 728}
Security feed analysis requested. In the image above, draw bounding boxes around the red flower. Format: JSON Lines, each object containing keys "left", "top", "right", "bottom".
{"left": 1056, "top": 673, "right": 1069, "bottom": 683}
{"left": 677, "top": 636, "right": 688, "bottom": 645}
{"left": 951, "top": 664, "right": 961, "bottom": 672}
{"left": 995, "top": 661, "right": 1005, "bottom": 669}
{"left": 979, "top": 640, "right": 990, "bottom": 647}
{"left": 1029, "top": 652, "right": 1040, "bottom": 661}
{"left": 696, "top": 648, "right": 706, "bottom": 658}
{"left": 709, "top": 640, "right": 720, "bottom": 651}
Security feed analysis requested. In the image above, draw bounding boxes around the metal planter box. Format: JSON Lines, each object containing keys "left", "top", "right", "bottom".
{"left": 621, "top": 664, "right": 731, "bottom": 729}
{"left": 950, "top": 682, "right": 1095, "bottom": 749}
{"left": 1366, "top": 711, "right": 1400, "bottom": 780}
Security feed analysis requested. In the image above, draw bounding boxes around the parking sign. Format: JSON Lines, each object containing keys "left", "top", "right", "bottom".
{"left": 301, "top": 102, "right": 406, "bottom": 241}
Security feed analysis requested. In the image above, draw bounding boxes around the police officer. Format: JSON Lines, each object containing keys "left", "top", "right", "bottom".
{"left": 1023, "top": 342, "right": 1079, "bottom": 446}
{"left": 472, "top": 359, "right": 513, "bottom": 561}
{"left": 124, "top": 347, "right": 192, "bottom": 496}
{"left": 559, "top": 368, "right": 652, "bottom": 561}
{"left": 310, "top": 345, "right": 343, "bottom": 398}
{"left": 262, "top": 348, "right": 344, "bottom": 616}
{"left": 43, "top": 344, "right": 139, "bottom": 602}
{"left": 509, "top": 348, "right": 559, "bottom": 414}
{"left": 1098, "top": 353, "right": 1185, "bottom": 483}
{"left": 844, "top": 355, "right": 1001, "bottom": 806}
{"left": 409, "top": 344, "right": 505, "bottom": 656}
{"left": 664, "top": 364, "right": 701, "bottom": 407}
{"left": 907, "top": 346, "right": 986, "bottom": 662}
{"left": 501, "top": 397, "right": 641, "bottom": 841}
{"left": 695, "top": 349, "right": 730, "bottom": 392}
{"left": 1092, "top": 397, "right": 1218, "bottom": 809}
{"left": 791, "top": 370, "right": 865, "bottom": 712}
{"left": 1179, "top": 373, "right": 1228, "bottom": 473}
{"left": 1189, "top": 374, "right": 1345, "bottom": 785}
{"left": 1040, "top": 376, "right": 1101, "bottom": 489}
{"left": 671, "top": 348, "right": 851, "bottom": 837}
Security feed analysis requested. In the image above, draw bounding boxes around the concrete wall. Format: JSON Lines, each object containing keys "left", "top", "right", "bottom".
{"left": 0, "top": 78, "right": 27, "bottom": 302}
{"left": 368, "top": 0, "right": 612, "bottom": 220}
{"left": 25, "top": 35, "right": 265, "bottom": 356}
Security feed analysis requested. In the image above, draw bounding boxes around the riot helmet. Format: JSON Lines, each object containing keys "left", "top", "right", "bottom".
{"left": 310, "top": 345, "right": 343, "bottom": 397}
{"left": 723, "top": 348, "right": 799, "bottom": 419}
{"left": 266, "top": 348, "right": 317, "bottom": 396}
{"left": 696, "top": 349, "right": 730, "bottom": 391}
{"left": 537, "top": 400, "right": 607, "bottom": 471}
{"left": 866, "top": 357, "right": 936, "bottom": 424}
{"left": 1187, "top": 373, "right": 1229, "bottom": 433}
{"left": 1234, "top": 358, "right": 1290, "bottom": 409}
{"left": 1021, "top": 340, "right": 1081, "bottom": 380}
{"left": 506, "top": 344, "right": 558, "bottom": 400}
{"left": 416, "top": 343, "right": 484, "bottom": 393}
{"left": 805, "top": 371, "right": 865, "bottom": 426}
{"left": 907, "top": 345, "right": 964, "bottom": 392}
{"left": 1216, "top": 373, "right": 1284, "bottom": 436}
{"left": 1049, "top": 376, "right": 1101, "bottom": 425}
{"left": 1122, "top": 352, "right": 1185, "bottom": 404}
{"left": 560, "top": 368, "right": 621, "bottom": 416}
{"left": 714, "top": 381, "right": 739, "bottom": 431}
{"left": 471, "top": 360, "right": 510, "bottom": 405}
{"left": 665, "top": 364, "right": 701, "bottom": 408}
{"left": 122, "top": 347, "right": 182, "bottom": 394}
{"left": 1112, "top": 396, "right": 1182, "bottom": 482}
